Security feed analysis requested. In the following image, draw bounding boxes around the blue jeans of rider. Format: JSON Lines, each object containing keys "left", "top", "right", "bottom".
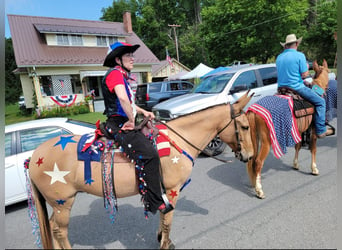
{"left": 296, "top": 86, "right": 326, "bottom": 135}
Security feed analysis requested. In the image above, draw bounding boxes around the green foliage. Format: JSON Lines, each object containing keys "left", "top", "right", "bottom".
{"left": 100, "top": 0, "right": 336, "bottom": 67}
{"left": 5, "top": 38, "right": 21, "bottom": 104}
{"left": 36, "top": 104, "right": 90, "bottom": 119}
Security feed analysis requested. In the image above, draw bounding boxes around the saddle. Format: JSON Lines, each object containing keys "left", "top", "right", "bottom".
{"left": 99, "top": 116, "right": 159, "bottom": 140}
{"left": 277, "top": 87, "right": 314, "bottom": 118}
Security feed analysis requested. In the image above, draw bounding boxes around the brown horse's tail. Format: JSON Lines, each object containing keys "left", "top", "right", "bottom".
{"left": 246, "top": 111, "right": 258, "bottom": 187}
{"left": 30, "top": 181, "right": 53, "bottom": 249}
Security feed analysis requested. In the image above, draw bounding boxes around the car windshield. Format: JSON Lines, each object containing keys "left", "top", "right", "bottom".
{"left": 193, "top": 73, "right": 234, "bottom": 93}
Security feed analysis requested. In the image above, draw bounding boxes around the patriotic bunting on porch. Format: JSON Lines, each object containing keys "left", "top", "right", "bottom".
{"left": 50, "top": 95, "right": 77, "bottom": 107}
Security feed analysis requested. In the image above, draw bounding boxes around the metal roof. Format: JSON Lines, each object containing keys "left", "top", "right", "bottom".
{"left": 8, "top": 14, "right": 160, "bottom": 67}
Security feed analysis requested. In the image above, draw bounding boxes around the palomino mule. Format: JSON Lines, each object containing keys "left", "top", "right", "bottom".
{"left": 27, "top": 91, "right": 255, "bottom": 249}
{"left": 246, "top": 59, "right": 333, "bottom": 199}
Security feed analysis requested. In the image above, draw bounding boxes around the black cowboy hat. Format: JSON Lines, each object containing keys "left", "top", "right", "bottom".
{"left": 103, "top": 42, "right": 140, "bottom": 67}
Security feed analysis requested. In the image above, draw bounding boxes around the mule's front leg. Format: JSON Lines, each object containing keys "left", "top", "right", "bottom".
{"left": 158, "top": 211, "right": 175, "bottom": 249}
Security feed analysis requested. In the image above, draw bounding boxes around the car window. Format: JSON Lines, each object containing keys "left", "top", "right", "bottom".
{"left": 194, "top": 73, "right": 233, "bottom": 93}
{"left": 232, "top": 71, "right": 257, "bottom": 90}
{"left": 181, "top": 82, "right": 193, "bottom": 90}
{"left": 20, "top": 127, "right": 70, "bottom": 153}
{"left": 168, "top": 82, "right": 179, "bottom": 91}
{"left": 259, "top": 67, "right": 277, "bottom": 86}
{"left": 5, "top": 133, "right": 12, "bottom": 157}
{"left": 149, "top": 83, "right": 162, "bottom": 93}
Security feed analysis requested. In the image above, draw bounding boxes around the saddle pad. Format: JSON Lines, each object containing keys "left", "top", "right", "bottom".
{"left": 247, "top": 95, "right": 301, "bottom": 159}
{"left": 155, "top": 124, "right": 171, "bottom": 157}
{"left": 325, "top": 79, "right": 337, "bottom": 122}
{"left": 77, "top": 133, "right": 102, "bottom": 184}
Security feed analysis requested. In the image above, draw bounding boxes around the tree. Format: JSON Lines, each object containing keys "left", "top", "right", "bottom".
{"left": 5, "top": 38, "right": 21, "bottom": 104}
{"left": 200, "top": 0, "right": 309, "bottom": 66}
{"left": 302, "top": 0, "right": 337, "bottom": 65}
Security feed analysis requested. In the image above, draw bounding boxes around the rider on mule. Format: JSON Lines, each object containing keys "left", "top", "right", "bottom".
{"left": 102, "top": 41, "right": 173, "bottom": 215}
{"left": 276, "top": 34, "right": 334, "bottom": 138}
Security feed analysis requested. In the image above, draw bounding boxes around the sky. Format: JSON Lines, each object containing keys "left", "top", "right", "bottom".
{"left": 5, "top": 0, "right": 114, "bottom": 38}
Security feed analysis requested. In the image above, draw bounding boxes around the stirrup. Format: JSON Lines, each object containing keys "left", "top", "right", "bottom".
{"left": 325, "top": 123, "right": 335, "bottom": 136}
{"left": 160, "top": 194, "right": 174, "bottom": 214}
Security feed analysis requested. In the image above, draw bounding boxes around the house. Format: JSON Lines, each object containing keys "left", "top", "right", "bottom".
{"left": 8, "top": 12, "right": 160, "bottom": 110}
{"left": 151, "top": 58, "right": 190, "bottom": 82}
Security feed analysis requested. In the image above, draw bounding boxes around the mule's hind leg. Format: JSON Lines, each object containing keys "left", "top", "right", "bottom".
{"left": 49, "top": 197, "right": 75, "bottom": 249}
{"left": 293, "top": 143, "right": 301, "bottom": 170}
{"left": 310, "top": 136, "right": 319, "bottom": 175}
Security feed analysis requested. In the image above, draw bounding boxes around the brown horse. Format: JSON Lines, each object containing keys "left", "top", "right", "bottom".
{"left": 246, "top": 60, "right": 331, "bottom": 199}
{"left": 27, "top": 91, "right": 254, "bottom": 249}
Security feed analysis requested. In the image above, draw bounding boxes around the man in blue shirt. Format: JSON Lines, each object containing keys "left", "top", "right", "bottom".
{"left": 276, "top": 34, "right": 333, "bottom": 138}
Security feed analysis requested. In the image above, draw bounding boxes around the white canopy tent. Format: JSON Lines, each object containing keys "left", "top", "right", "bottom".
{"left": 180, "top": 63, "right": 213, "bottom": 79}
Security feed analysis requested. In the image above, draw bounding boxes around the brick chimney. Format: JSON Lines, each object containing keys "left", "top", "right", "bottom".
{"left": 123, "top": 11, "right": 132, "bottom": 33}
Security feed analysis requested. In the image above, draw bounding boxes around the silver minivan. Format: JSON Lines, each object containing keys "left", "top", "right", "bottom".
{"left": 152, "top": 64, "right": 278, "bottom": 155}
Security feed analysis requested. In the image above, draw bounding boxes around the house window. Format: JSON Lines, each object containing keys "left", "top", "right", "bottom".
{"left": 108, "top": 37, "right": 118, "bottom": 45}
{"left": 56, "top": 34, "right": 69, "bottom": 45}
{"left": 70, "top": 35, "right": 83, "bottom": 46}
{"left": 97, "top": 36, "right": 107, "bottom": 46}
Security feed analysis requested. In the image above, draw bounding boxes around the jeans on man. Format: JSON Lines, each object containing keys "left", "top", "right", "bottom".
{"left": 296, "top": 86, "right": 327, "bottom": 135}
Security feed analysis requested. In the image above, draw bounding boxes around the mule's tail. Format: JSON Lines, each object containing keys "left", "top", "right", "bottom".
{"left": 30, "top": 180, "right": 54, "bottom": 249}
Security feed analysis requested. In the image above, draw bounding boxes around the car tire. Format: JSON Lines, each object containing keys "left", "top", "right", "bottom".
{"left": 201, "top": 136, "right": 227, "bottom": 156}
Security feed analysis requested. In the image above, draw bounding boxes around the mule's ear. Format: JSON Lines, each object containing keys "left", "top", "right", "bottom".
{"left": 234, "top": 90, "right": 254, "bottom": 111}
{"left": 313, "top": 60, "right": 319, "bottom": 72}
{"left": 323, "top": 59, "right": 328, "bottom": 68}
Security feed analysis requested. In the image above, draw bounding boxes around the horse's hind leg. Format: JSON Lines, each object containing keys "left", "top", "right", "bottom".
{"left": 49, "top": 197, "right": 75, "bottom": 249}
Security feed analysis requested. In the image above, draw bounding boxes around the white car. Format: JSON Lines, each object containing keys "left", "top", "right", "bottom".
{"left": 5, "top": 118, "right": 96, "bottom": 206}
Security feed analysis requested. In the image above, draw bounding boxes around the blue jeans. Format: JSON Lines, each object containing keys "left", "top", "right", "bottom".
{"left": 296, "top": 86, "right": 326, "bottom": 135}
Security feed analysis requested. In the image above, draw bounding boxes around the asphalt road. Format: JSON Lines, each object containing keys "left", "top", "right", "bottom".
{"left": 5, "top": 118, "right": 337, "bottom": 249}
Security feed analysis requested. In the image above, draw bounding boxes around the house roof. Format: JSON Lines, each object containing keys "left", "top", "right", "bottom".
{"left": 152, "top": 59, "right": 190, "bottom": 75}
{"left": 8, "top": 14, "right": 160, "bottom": 67}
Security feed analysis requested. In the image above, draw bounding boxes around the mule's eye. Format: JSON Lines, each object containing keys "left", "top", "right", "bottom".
{"left": 241, "top": 125, "right": 249, "bottom": 130}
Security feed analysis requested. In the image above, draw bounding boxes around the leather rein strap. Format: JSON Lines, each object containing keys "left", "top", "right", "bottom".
{"left": 155, "top": 103, "right": 243, "bottom": 163}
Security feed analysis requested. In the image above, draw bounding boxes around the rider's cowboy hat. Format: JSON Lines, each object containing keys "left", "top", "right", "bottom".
{"left": 103, "top": 41, "right": 140, "bottom": 67}
{"left": 280, "top": 34, "right": 302, "bottom": 47}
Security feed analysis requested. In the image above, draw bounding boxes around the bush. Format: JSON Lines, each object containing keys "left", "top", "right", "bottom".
{"left": 36, "top": 103, "right": 90, "bottom": 119}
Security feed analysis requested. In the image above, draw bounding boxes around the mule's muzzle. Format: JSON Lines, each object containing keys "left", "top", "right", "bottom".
{"left": 234, "top": 151, "right": 253, "bottom": 163}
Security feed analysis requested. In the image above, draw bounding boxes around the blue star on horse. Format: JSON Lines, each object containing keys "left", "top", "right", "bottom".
{"left": 54, "top": 135, "right": 77, "bottom": 150}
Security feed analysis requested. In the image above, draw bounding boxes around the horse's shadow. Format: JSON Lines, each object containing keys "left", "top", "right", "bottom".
{"left": 68, "top": 195, "right": 208, "bottom": 249}
{"left": 207, "top": 134, "right": 337, "bottom": 197}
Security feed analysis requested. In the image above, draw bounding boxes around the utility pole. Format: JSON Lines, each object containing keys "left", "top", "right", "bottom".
{"left": 168, "top": 24, "right": 181, "bottom": 61}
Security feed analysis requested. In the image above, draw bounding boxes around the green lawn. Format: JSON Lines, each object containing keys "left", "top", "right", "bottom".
{"left": 5, "top": 103, "right": 106, "bottom": 125}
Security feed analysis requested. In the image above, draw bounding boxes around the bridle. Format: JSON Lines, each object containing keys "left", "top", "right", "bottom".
{"left": 156, "top": 103, "right": 244, "bottom": 163}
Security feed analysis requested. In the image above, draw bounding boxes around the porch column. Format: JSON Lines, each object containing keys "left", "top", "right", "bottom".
{"left": 32, "top": 74, "right": 44, "bottom": 109}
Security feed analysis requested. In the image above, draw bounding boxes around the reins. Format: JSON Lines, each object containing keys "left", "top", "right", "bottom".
{"left": 155, "top": 103, "right": 243, "bottom": 163}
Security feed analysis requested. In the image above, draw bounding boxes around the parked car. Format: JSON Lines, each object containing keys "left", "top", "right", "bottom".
{"left": 153, "top": 64, "right": 278, "bottom": 156}
{"left": 135, "top": 80, "right": 194, "bottom": 111}
{"left": 5, "top": 118, "right": 96, "bottom": 206}
{"left": 18, "top": 96, "right": 25, "bottom": 109}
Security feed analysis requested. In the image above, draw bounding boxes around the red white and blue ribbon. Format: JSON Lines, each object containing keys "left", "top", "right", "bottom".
{"left": 50, "top": 95, "right": 77, "bottom": 107}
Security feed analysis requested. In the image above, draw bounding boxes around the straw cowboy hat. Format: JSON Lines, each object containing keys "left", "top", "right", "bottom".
{"left": 103, "top": 41, "right": 140, "bottom": 67}
{"left": 280, "top": 34, "right": 302, "bottom": 47}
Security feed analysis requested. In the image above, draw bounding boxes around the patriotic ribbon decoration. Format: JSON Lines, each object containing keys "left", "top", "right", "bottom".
{"left": 50, "top": 95, "right": 77, "bottom": 107}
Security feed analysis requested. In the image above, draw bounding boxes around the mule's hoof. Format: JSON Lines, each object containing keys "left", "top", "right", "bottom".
{"left": 292, "top": 166, "right": 299, "bottom": 170}
{"left": 157, "top": 232, "right": 162, "bottom": 242}
{"left": 256, "top": 192, "right": 265, "bottom": 199}
{"left": 311, "top": 171, "right": 319, "bottom": 176}
{"left": 168, "top": 242, "right": 175, "bottom": 249}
